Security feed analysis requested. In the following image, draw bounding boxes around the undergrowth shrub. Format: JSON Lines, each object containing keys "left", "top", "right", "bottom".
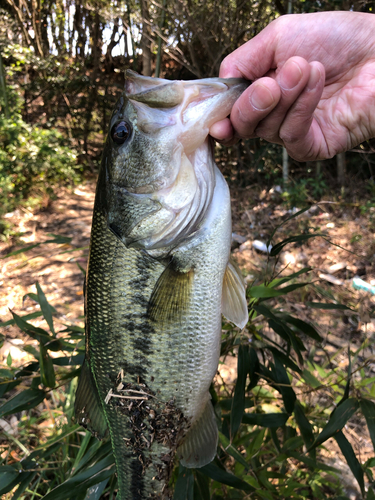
{"left": 0, "top": 113, "right": 80, "bottom": 234}
{"left": 0, "top": 215, "right": 375, "bottom": 499}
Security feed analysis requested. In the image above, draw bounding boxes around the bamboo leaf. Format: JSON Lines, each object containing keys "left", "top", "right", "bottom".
{"left": 306, "top": 302, "right": 352, "bottom": 311}
{"left": 39, "top": 343, "right": 56, "bottom": 388}
{"left": 231, "top": 345, "right": 248, "bottom": 439}
{"left": 41, "top": 454, "right": 115, "bottom": 500}
{"left": 218, "top": 432, "right": 249, "bottom": 469}
{"left": 200, "top": 461, "right": 254, "bottom": 492}
{"left": 242, "top": 412, "right": 289, "bottom": 428}
{"left": 173, "top": 465, "right": 194, "bottom": 500}
{"left": 272, "top": 355, "right": 296, "bottom": 414}
{"left": 0, "top": 388, "right": 46, "bottom": 418}
{"left": 360, "top": 399, "right": 375, "bottom": 453}
{"left": 334, "top": 430, "right": 365, "bottom": 497}
{"left": 36, "top": 282, "right": 55, "bottom": 335}
{"left": 310, "top": 398, "right": 359, "bottom": 450}
{"left": 294, "top": 402, "right": 315, "bottom": 460}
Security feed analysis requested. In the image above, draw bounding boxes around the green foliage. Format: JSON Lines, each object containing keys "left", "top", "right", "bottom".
{"left": 0, "top": 113, "right": 80, "bottom": 233}
{"left": 1, "top": 227, "right": 375, "bottom": 499}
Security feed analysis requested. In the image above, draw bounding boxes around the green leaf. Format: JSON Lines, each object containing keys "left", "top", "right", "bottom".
{"left": 334, "top": 430, "right": 365, "bottom": 497}
{"left": 302, "top": 368, "right": 321, "bottom": 389}
{"left": 266, "top": 206, "right": 311, "bottom": 247}
{"left": 218, "top": 432, "right": 249, "bottom": 469}
{"left": 248, "top": 347, "right": 260, "bottom": 390}
{"left": 36, "top": 281, "right": 55, "bottom": 335}
{"left": 10, "top": 471, "right": 37, "bottom": 500}
{"left": 287, "top": 451, "right": 339, "bottom": 472}
{"left": 0, "top": 466, "right": 21, "bottom": 496}
{"left": 1, "top": 234, "right": 72, "bottom": 259}
{"left": 231, "top": 345, "right": 248, "bottom": 439}
{"left": 306, "top": 302, "right": 352, "bottom": 311}
{"left": 6, "top": 352, "right": 12, "bottom": 367}
{"left": 242, "top": 412, "right": 289, "bottom": 428}
{"left": 249, "top": 285, "right": 285, "bottom": 298}
{"left": 84, "top": 478, "right": 110, "bottom": 500}
{"left": 282, "top": 315, "right": 323, "bottom": 342}
{"left": 41, "top": 454, "right": 115, "bottom": 500}
{"left": 272, "top": 355, "right": 296, "bottom": 414}
{"left": 294, "top": 402, "right": 315, "bottom": 460}
{"left": 0, "top": 309, "right": 56, "bottom": 328}
{"left": 268, "top": 319, "right": 304, "bottom": 364}
{"left": 173, "top": 465, "right": 194, "bottom": 500}
{"left": 10, "top": 310, "right": 51, "bottom": 340}
{"left": 360, "top": 399, "right": 375, "bottom": 453}
{"left": 194, "top": 470, "right": 210, "bottom": 500}
{"left": 310, "top": 398, "right": 359, "bottom": 450}
{"left": 0, "top": 388, "right": 46, "bottom": 418}
{"left": 269, "top": 267, "right": 312, "bottom": 288}
{"left": 267, "top": 347, "right": 301, "bottom": 374}
{"left": 270, "top": 233, "right": 325, "bottom": 256}
{"left": 200, "top": 461, "right": 254, "bottom": 492}
{"left": 39, "top": 343, "right": 56, "bottom": 388}
{"left": 34, "top": 424, "right": 81, "bottom": 451}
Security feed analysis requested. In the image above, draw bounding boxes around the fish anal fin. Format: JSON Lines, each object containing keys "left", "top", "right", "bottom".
{"left": 177, "top": 398, "right": 218, "bottom": 468}
{"left": 222, "top": 258, "right": 248, "bottom": 329}
{"left": 74, "top": 360, "right": 108, "bottom": 440}
{"left": 148, "top": 263, "right": 193, "bottom": 325}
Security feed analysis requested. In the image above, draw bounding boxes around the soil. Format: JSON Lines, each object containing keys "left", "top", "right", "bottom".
{"left": 1, "top": 178, "right": 375, "bottom": 498}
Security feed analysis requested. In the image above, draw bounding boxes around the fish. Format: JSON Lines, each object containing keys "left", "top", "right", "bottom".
{"left": 74, "top": 70, "right": 249, "bottom": 500}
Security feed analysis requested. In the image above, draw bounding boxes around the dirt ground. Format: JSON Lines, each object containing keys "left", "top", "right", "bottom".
{"left": 1, "top": 179, "right": 375, "bottom": 498}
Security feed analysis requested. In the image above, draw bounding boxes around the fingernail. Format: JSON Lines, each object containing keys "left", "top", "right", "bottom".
{"left": 279, "top": 60, "right": 302, "bottom": 90}
{"left": 250, "top": 84, "right": 275, "bottom": 111}
{"left": 306, "top": 65, "right": 321, "bottom": 92}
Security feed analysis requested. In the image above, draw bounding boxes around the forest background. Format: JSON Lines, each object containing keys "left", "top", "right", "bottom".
{"left": 1, "top": 0, "right": 375, "bottom": 499}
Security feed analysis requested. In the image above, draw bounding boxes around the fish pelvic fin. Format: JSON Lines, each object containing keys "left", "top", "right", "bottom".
{"left": 177, "top": 397, "right": 218, "bottom": 468}
{"left": 147, "top": 261, "right": 193, "bottom": 325}
{"left": 74, "top": 359, "right": 108, "bottom": 440}
{"left": 222, "top": 258, "right": 248, "bottom": 329}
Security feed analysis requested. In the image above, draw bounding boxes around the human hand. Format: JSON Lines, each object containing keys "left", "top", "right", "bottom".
{"left": 210, "top": 11, "right": 375, "bottom": 161}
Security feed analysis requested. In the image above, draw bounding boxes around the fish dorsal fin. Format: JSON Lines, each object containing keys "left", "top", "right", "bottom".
{"left": 148, "top": 262, "right": 193, "bottom": 325}
{"left": 222, "top": 259, "right": 248, "bottom": 329}
{"left": 74, "top": 360, "right": 108, "bottom": 439}
{"left": 177, "top": 397, "right": 218, "bottom": 468}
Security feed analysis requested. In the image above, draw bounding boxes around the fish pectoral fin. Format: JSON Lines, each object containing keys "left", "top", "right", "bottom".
{"left": 222, "top": 258, "right": 248, "bottom": 329}
{"left": 148, "top": 262, "right": 193, "bottom": 324}
{"left": 74, "top": 359, "right": 108, "bottom": 440}
{"left": 177, "top": 398, "right": 218, "bottom": 468}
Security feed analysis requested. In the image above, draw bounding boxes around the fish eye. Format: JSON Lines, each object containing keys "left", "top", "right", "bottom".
{"left": 111, "top": 121, "right": 131, "bottom": 145}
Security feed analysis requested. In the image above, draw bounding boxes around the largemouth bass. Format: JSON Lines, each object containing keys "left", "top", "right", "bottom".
{"left": 75, "top": 70, "right": 249, "bottom": 499}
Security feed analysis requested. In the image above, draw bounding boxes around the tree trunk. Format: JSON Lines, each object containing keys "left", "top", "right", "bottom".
{"left": 141, "top": 0, "right": 152, "bottom": 76}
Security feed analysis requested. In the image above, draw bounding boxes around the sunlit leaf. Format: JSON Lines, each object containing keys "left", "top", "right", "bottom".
{"left": 36, "top": 281, "right": 55, "bottom": 335}
{"left": 39, "top": 343, "right": 56, "bottom": 388}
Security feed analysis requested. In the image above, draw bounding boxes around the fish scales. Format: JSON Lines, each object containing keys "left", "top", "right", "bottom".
{"left": 75, "top": 71, "right": 249, "bottom": 499}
